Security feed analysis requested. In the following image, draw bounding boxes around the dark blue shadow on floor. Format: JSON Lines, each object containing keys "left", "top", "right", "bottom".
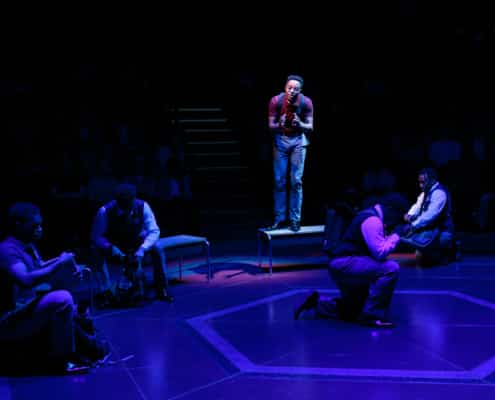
{"left": 3, "top": 244, "right": 495, "bottom": 399}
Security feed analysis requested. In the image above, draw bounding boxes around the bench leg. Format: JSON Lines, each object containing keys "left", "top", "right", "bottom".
{"left": 257, "top": 232, "right": 263, "bottom": 268}
{"left": 136, "top": 258, "right": 145, "bottom": 298}
{"left": 155, "top": 248, "right": 169, "bottom": 288}
{"left": 80, "top": 267, "right": 95, "bottom": 313}
{"left": 268, "top": 236, "right": 273, "bottom": 276}
{"left": 204, "top": 240, "right": 211, "bottom": 281}
{"left": 179, "top": 255, "right": 183, "bottom": 280}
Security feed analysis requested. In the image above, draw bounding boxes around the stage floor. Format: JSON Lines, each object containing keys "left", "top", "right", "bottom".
{"left": 2, "top": 239, "right": 495, "bottom": 400}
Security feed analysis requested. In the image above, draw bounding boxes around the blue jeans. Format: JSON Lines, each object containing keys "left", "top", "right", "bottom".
{"left": 273, "top": 133, "right": 307, "bottom": 223}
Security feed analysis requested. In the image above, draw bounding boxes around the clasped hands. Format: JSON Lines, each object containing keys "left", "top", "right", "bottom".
{"left": 111, "top": 245, "right": 145, "bottom": 262}
{"left": 393, "top": 223, "right": 415, "bottom": 237}
{"left": 279, "top": 113, "right": 301, "bottom": 128}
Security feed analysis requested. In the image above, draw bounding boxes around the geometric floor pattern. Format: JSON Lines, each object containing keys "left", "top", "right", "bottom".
{"left": 188, "top": 289, "right": 495, "bottom": 381}
{"left": 3, "top": 241, "right": 495, "bottom": 399}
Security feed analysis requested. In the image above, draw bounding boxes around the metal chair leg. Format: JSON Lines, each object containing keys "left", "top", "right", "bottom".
{"left": 204, "top": 240, "right": 211, "bottom": 281}
{"left": 268, "top": 236, "right": 273, "bottom": 276}
{"left": 80, "top": 267, "right": 94, "bottom": 313}
{"left": 257, "top": 232, "right": 263, "bottom": 268}
{"left": 155, "top": 248, "right": 169, "bottom": 287}
{"left": 179, "top": 255, "right": 183, "bottom": 280}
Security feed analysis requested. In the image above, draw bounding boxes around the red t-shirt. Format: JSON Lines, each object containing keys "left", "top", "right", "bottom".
{"left": 268, "top": 93, "right": 314, "bottom": 135}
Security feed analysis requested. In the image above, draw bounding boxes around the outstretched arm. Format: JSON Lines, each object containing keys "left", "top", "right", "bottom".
{"left": 2, "top": 252, "right": 76, "bottom": 288}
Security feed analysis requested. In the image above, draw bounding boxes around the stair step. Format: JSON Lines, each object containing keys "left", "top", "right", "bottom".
{"left": 192, "top": 177, "right": 250, "bottom": 191}
{"left": 180, "top": 119, "right": 231, "bottom": 133}
{"left": 179, "top": 118, "right": 228, "bottom": 124}
{"left": 187, "top": 141, "right": 241, "bottom": 153}
{"left": 199, "top": 208, "right": 261, "bottom": 216}
{"left": 186, "top": 153, "right": 242, "bottom": 168}
{"left": 195, "top": 166, "right": 248, "bottom": 172}
{"left": 193, "top": 175, "right": 250, "bottom": 186}
{"left": 177, "top": 111, "right": 227, "bottom": 121}
{"left": 195, "top": 194, "right": 253, "bottom": 208}
{"left": 184, "top": 128, "right": 233, "bottom": 133}
{"left": 186, "top": 131, "right": 237, "bottom": 142}
{"left": 188, "top": 140, "right": 239, "bottom": 145}
{"left": 188, "top": 152, "right": 241, "bottom": 157}
{"left": 175, "top": 103, "right": 259, "bottom": 232}
{"left": 184, "top": 129, "right": 235, "bottom": 141}
{"left": 178, "top": 107, "right": 223, "bottom": 112}
{"left": 194, "top": 168, "right": 250, "bottom": 176}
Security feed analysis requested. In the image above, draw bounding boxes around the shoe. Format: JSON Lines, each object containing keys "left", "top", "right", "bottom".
{"left": 48, "top": 358, "right": 91, "bottom": 375}
{"left": 95, "top": 289, "right": 116, "bottom": 309}
{"left": 94, "top": 345, "right": 112, "bottom": 367}
{"left": 64, "top": 361, "right": 91, "bottom": 374}
{"left": 156, "top": 288, "right": 174, "bottom": 303}
{"left": 294, "top": 291, "right": 320, "bottom": 320}
{"left": 289, "top": 221, "right": 301, "bottom": 232}
{"left": 264, "top": 221, "right": 286, "bottom": 230}
{"left": 358, "top": 315, "right": 395, "bottom": 328}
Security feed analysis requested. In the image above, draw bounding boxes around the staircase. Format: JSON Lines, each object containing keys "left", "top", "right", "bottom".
{"left": 177, "top": 105, "right": 265, "bottom": 239}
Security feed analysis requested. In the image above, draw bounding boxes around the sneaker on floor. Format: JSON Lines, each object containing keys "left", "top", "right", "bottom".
{"left": 94, "top": 347, "right": 112, "bottom": 367}
{"left": 48, "top": 358, "right": 91, "bottom": 375}
{"left": 357, "top": 315, "right": 395, "bottom": 328}
{"left": 64, "top": 361, "right": 91, "bottom": 374}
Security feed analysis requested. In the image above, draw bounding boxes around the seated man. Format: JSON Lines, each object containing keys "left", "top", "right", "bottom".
{"left": 0, "top": 202, "right": 88, "bottom": 374}
{"left": 295, "top": 201, "right": 405, "bottom": 327}
{"left": 91, "top": 183, "right": 173, "bottom": 305}
{"left": 401, "top": 167, "right": 456, "bottom": 266}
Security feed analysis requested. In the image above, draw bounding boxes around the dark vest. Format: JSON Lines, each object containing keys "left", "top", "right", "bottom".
{"left": 420, "top": 183, "right": 454, "bottom": 233}
{"left": 104, "top": 199, "right": 145, "bottom": 250}
{"left": 332, "top": 208, "right": 378, "bottom": 257}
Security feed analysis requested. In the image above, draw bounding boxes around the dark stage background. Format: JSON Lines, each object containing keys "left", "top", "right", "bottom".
{"left": 1, "top": 3, "right": 495, "bottom": 257}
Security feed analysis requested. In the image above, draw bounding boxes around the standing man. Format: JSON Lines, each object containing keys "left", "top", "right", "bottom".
{"left": 266, "top": 75, "right": 314, "bottom": 232}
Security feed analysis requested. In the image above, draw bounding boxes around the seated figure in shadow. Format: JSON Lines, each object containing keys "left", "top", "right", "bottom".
{"left": 400, "top": 167, "right": 458, "bottom": 266}
{"left": 91, "top": 183, "right": 173, "bottom": 306}
{"left": 0, "top": 202, "right": 92, "bottom": 374}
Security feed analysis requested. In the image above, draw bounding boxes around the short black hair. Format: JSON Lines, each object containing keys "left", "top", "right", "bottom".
{"left": 419, "top": 167, "right": 438, "bottom": 182}
{"left": 380, "top": 197, "right": 407, "bottom": 229}
{"left": 286, "top": 74, "right": 304, "bottom": 87}
{"left": 6, "top": 202, "right": 40, "bottom": 232}
{"left": 114, "top": 183, "right": 137, "bottom": 199}
{"left": 8, "top": 202, "right": 40, "bottom": 222}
